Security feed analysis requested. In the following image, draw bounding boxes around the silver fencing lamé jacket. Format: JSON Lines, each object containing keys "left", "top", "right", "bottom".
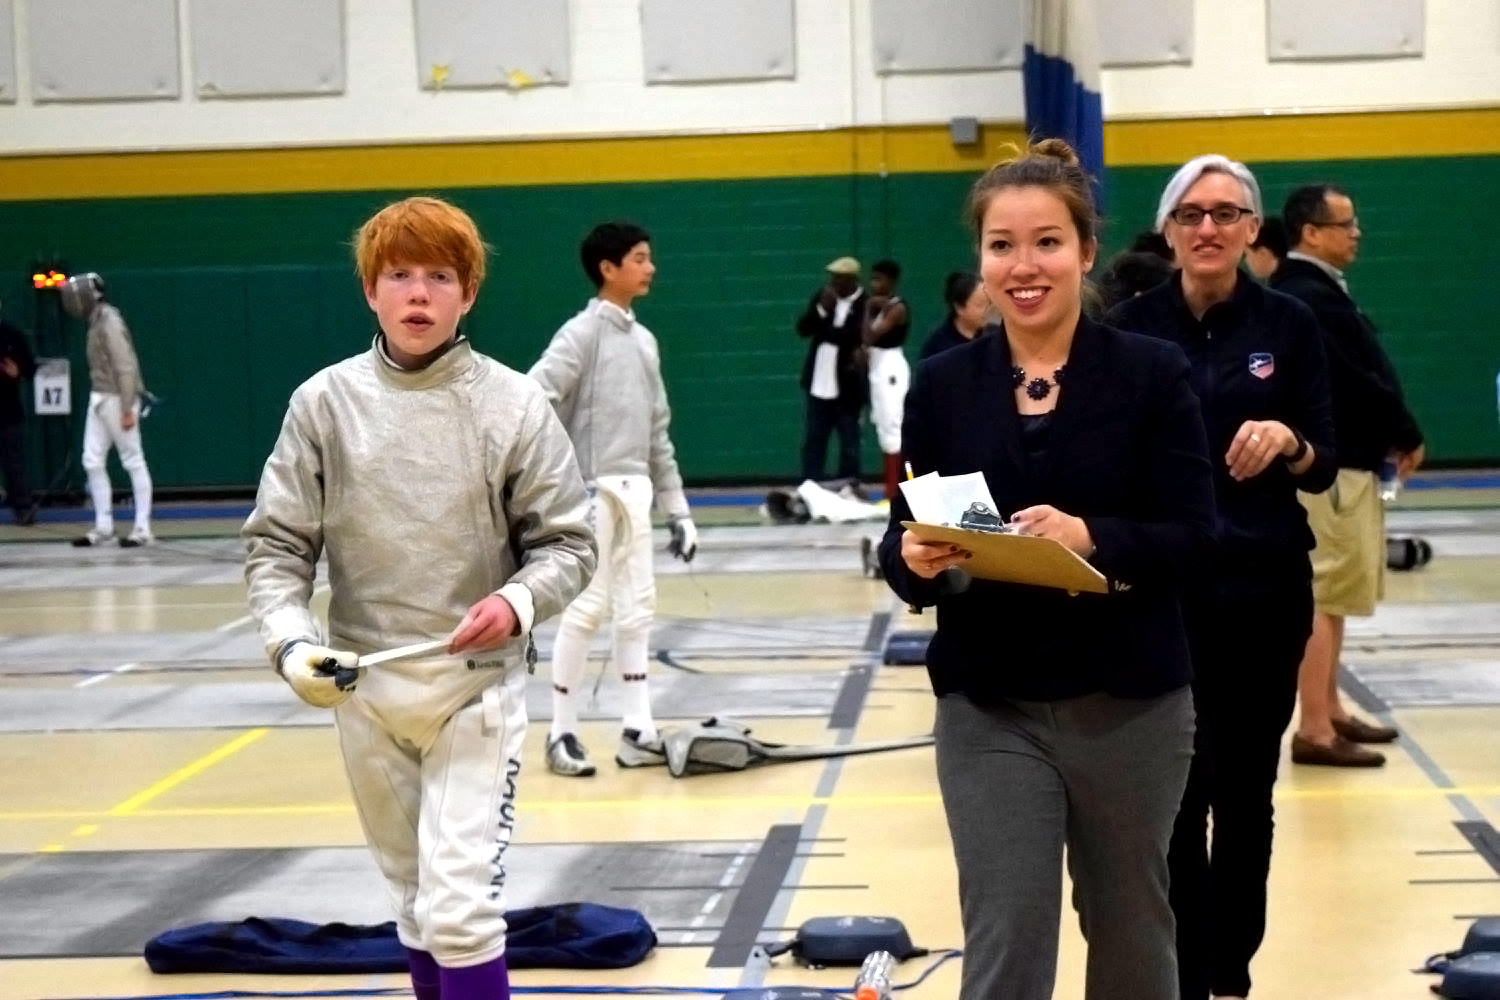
{"left": 244, "top": 337, "right": 596, "bottom": 677}
{"left": 85, "top": 303, "right": 145, "bottom": 413}
{"left": 528, "top": 298, "right": 690, "bottom": 520}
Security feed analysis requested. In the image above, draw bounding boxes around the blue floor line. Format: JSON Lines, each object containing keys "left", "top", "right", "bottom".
{"left": 1408, "top": 473, "right": 1500, "bottom": 490}
{"left": 25, "top": 505, "right": 254, "bottom": 524}
{"left": 15, "top": 471, "right": 1499, "bottom": 524}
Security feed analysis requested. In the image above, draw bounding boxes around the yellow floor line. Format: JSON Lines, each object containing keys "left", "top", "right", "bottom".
{"left": 5, "top": 781, "right": 1500, "bottom": 824}
{"left": 5, "top": 729, "right": 271, "bottom": 859}
{"left": 106, "top": 729, "right": 269, "bottom": 817}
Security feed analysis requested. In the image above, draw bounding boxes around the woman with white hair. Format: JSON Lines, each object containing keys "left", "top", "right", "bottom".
{"left": 1106, "top": 154, "right": 1338, "bottom": 1000}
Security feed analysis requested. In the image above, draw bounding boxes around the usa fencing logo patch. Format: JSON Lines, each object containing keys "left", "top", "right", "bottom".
{"left": 1248, "top": 352, "right": 1275, "bottom": 379}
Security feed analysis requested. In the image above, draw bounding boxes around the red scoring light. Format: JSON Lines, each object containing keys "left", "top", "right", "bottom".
{"left": 32, "top": 270, "right": 68, "bottom": 289}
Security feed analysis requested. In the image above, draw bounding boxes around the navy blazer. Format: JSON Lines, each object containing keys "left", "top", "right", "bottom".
{"left": 879, "top": 316, "right": 1216, "bottom": 703}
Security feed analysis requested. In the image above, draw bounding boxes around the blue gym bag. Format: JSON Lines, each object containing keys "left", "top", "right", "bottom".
{"left": 144, "top": 902, "right": 656, "bottom": 974}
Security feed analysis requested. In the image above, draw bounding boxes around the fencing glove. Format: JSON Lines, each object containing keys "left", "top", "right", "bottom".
{"left": 668, "top": 517, "right": 698, "bottom": 563}
{"left": 275, "top": 640, "right": 362, "bottom": 708}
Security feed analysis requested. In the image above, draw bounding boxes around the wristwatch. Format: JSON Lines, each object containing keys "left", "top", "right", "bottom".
{"left": 1284, "top": 427, "right": 1309, "bottom": 464}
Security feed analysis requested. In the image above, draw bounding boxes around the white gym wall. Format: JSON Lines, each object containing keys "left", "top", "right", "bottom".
{"left": 0, "top": 0, "right": 1494, "bottom": 156}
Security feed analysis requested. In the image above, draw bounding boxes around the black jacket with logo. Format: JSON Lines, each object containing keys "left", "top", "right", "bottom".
{"left": 1107, "top": 272, "right": 1337, "bottom": 581}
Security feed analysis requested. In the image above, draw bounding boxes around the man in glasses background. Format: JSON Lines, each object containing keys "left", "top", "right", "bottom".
{"left": 1272, "top": 183, "right": 1425, "bottom": 768}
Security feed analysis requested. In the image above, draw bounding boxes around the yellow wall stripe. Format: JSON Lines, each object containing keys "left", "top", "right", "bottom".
{"left": 0, "top": 125, "right": 1028, "bottom": 202}
{"left": 1106, "top": 107, "right": 1500, "bottom": 166}
{"left": 0, "top": 108, "right": 1494, "bottom": 202}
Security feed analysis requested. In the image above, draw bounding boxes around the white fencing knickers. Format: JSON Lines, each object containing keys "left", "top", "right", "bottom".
{"left": 549, "top": 474, "right": 657, "bottom": 740}
{"left": 81, "top": 391, "right": 153, "bottom": 534}
{"left": 336, "top": 656, "right": 527, "bottom": 967}
{"left": 867, "top": 347, "right": 910, "bottom": 455}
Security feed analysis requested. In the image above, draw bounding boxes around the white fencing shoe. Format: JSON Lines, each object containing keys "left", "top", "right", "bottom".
{"left": 546, "top": 733, "right": 596, "bottom": 777}
{"left": 71, "top": 528, "right": 115, "bottom": 548}
{"left": 120, "top": 527, "right": 156, "bottom": 548}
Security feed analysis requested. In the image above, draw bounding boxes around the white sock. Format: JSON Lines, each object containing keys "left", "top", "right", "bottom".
{"left": 127, "top": 466, "right": 152, "bottom": 531}
{"left": 614, "top": 629, "right": 655, "bottom": 742}
{"left": 85, "top": 468, "right": 113, "bottom": 534}
{"left": 549, "top": 621, "right": 591, "bottom": 742}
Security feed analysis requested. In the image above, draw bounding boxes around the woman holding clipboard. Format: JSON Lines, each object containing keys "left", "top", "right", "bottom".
{"left": 878, "top": 139, "right": 1216, "bottom": 1000}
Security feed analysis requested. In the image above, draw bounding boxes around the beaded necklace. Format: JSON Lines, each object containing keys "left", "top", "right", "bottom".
{"left": 1011, "top": 364, "right": 1066, "bottom": 401}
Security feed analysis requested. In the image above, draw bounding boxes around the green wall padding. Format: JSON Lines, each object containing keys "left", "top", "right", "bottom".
{"left": 1, "top": 154, "right": 1494, "bottom": 494}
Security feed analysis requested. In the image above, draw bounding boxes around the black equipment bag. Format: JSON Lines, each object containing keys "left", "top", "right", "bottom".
{"left": 765, "top": 915, "right": 924, "bottom": 967}
{"left": 1423, "top": 918, "right": 1500, "bottom": 998}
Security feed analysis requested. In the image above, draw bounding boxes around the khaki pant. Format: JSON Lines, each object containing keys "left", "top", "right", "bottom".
{"left": 1299, "top": 468, "right": 1385, "bottom": 617}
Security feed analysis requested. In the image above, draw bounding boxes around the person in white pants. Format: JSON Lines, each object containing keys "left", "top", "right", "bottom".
{"left": 245, "top": 196, "right": 595, "bottom": 1000}
{"left": 863, "top": 259, "right": 911, "bottom": 501}
{"left": 59, "top": 273, "right": 155, "bottom": 548}
{"left": 529, "top": 221, "right": 698, "bottom": 777}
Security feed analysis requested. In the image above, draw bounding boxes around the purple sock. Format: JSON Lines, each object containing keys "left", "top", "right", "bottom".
{"left": 406, "top": 946, "right": 441, "bottom": 1000}
{"left": 438, "top": 954, "right": 510, "bottom": 999}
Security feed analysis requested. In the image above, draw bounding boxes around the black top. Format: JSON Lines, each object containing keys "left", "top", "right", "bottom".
{"left": 879, "top": 316, "right": 1215, "bottom": 703}
{"left": 918, "top": 317, "right": 984, "bottom": 361}
{"left": 0, "top": 318, "right": 37, "bottom": 426}
{"left": 1270, "top": 257, "right": 1422, "bottom": 472}
{"left": 1106, "top": 272, "right": 1337, "bottom": 581}
{"left": 796, "top": 289, "right": 868, "bottom": 409}
{"left": 1017, "top": 411, "right": 1052, "bottom": 470}
{"left": 867, "top": 296, "right": 911, "bottom": 350}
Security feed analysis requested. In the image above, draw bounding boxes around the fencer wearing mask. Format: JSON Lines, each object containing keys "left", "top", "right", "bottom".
{"left": 60, "top": 272, "right": 156, "bottom": 547}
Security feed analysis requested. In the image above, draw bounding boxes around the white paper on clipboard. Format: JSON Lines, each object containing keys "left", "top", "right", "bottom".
{"left": 898, "top": 470, "right": 998, "bottom": 526}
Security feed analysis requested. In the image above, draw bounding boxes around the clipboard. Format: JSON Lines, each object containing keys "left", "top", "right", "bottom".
{"left": 902, "top": 521, "right": 1110, "bottom": 595}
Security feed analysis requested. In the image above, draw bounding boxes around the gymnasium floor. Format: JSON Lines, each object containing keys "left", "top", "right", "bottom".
{"left": 1, "top": 475, "right": 1498, "bottom": 1000}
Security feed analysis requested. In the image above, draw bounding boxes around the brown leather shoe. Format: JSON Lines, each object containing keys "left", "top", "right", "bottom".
{"left": 1290, "top": 734, "right": 1386, "bottom": 768}
{"left": 1332, "top": 715, "right": 1399, "bottom": 744}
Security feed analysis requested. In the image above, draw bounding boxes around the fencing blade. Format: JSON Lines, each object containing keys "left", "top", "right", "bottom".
{"left": 356, "top": 639, "right": 449, "bottom": 668}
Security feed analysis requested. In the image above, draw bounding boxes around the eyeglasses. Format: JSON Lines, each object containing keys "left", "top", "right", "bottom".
{"left": 1312, "top": 217, "right": 1360, "bottom": 231}
{"left": 1167, "top": 205, "right": 1255, "bottom": 227}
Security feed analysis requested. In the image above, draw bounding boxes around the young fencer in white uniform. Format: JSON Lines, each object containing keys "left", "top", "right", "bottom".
{"left": 243, "top": 196, "right": 595, "bottom": 1000}
{"left": 60, "top": 273, "right": 156, "bottom": 547}
{"left": 529, "top": 221, "right": 698, "bottom": 777}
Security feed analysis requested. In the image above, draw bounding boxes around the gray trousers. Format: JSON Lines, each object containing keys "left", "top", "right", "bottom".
{"left": 935, "top": 688, "right": 1194, "bottom": 1000}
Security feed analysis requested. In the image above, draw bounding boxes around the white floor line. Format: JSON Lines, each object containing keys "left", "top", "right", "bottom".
{"left": 76, "top": 662, "right": 137, "bottom": 688}
{"left": 215, "top": 584, "right": 329, "bottom": 633}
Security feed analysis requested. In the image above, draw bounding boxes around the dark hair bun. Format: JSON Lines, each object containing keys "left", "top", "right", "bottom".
{"left": 1031, "top": 137, "right": 1080, "bottom": 168}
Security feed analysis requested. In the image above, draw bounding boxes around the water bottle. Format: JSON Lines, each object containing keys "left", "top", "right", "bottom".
{"left": 853, "top": 949, "right": 897, "bottom": 1000}
{"left": 1378, "top": 454, "right": 1400, "bottom": 504}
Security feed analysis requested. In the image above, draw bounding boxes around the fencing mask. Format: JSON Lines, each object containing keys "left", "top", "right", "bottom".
{"left": 60, "top": 273, "right": 106, "bottom": 319}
